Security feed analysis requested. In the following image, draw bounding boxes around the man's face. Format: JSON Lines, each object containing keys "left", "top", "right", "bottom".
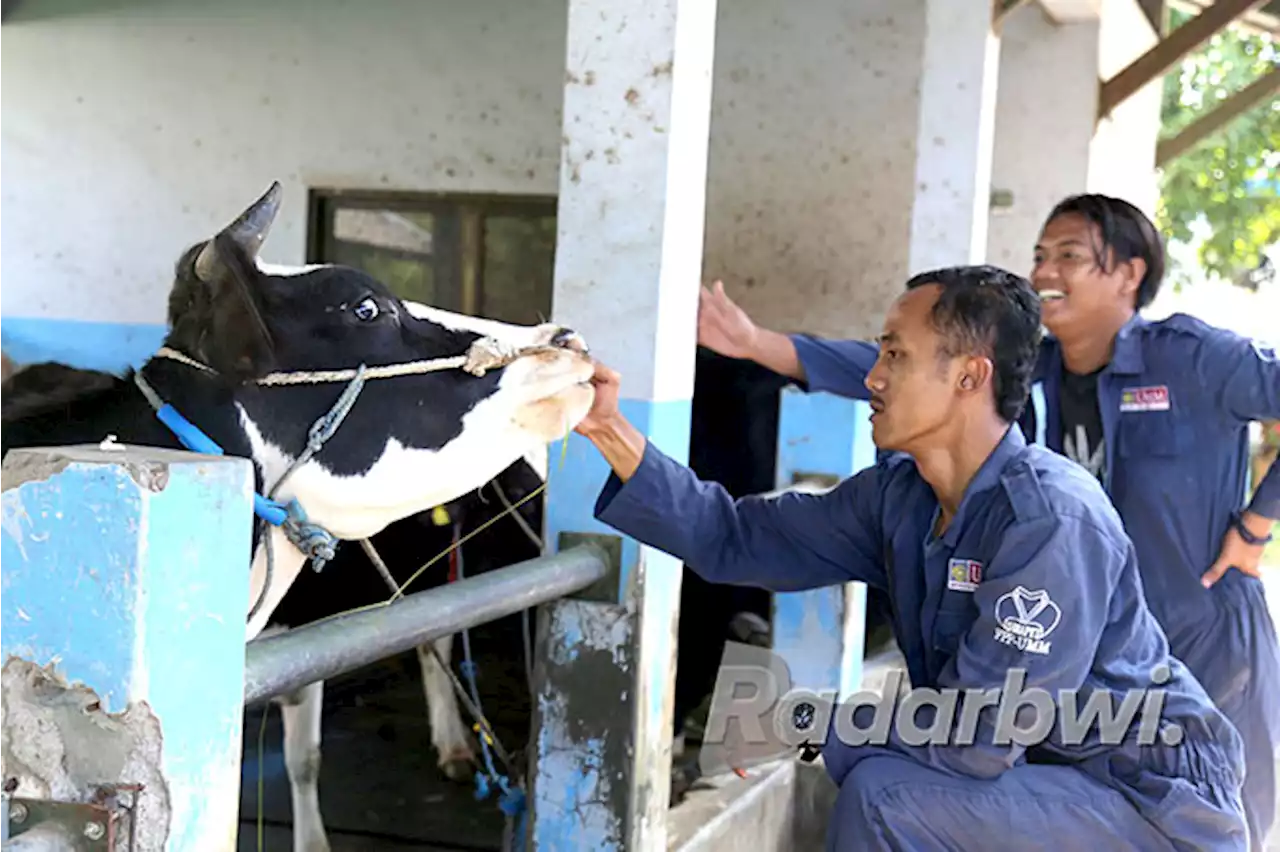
{"left": 863, "top": 284, "right": 970, "bottom": 453}
{"left": 1031, "top": 212, "right": 1143, "bottom": 337}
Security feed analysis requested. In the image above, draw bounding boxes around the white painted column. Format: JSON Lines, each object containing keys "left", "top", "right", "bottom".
{"left": 987, "top": 0, "right": 1163, "bottom": 273}
{"left": 908, "top": 0, "right": 1003, "bottom": 273}
{"left": 988, "top": 6, "right": 1102, "bottom": 271}
{"left": 529, "top": 0, "right": 718, "bottom": 849}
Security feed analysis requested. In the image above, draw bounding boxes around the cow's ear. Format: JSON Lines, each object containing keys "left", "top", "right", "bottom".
{"left": 186, "top": 182, "right": 283, "bottom": 380}
{"left": 198, "top": 234, "right": 276, "bottom": 380}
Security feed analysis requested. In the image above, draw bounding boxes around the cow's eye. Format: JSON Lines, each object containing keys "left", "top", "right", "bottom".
{"left": 352, "top": 297, "right": 379, "bottom": 322}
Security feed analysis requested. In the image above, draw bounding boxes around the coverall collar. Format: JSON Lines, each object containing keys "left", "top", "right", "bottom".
{"left": 1044, "top": 311, "right": 1150, "bottom": 376}
{"left": 934, "top": 422, "right": 1027, "bottom": 549}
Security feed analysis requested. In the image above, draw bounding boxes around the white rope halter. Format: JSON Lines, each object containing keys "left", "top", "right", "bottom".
{"left": 151, "top": 334, "right": 556, "bottom": 386}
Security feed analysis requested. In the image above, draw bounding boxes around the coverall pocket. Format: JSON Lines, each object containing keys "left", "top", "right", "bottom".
{"left": 931, "top": 610, "right": 971, "bottom": 657}
{"left": 1116, "top": 414, "right": 1193, "bottom": 458}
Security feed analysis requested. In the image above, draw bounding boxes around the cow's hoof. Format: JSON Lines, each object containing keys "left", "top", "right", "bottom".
{"left": 670, "top": 761, "right": 701, "bottom": 807}
{"left": 439, "top": 752, "right": 476, "bottom": 783}
{"left": 729, "top": 612, "right": 771, "bottom": 647}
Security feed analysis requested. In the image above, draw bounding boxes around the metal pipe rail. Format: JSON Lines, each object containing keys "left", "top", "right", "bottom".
{"left": 243, "top": 543, "right": 609, "bottom": 705}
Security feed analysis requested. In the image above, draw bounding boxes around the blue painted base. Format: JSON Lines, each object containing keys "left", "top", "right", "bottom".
{"left": 1, "top": 316, "right": 167, "bottom": 373}
{"left": 543, "top": 397, "right": 691, "bottom": 602}
{"left": 772, "top": 387, "right": 873, "bottom": 700}
{"left": 1, "top": 445, "right": 254, "bottom": 847}
{"left": 532, "top": 397, "right": 691, "bottom": 851}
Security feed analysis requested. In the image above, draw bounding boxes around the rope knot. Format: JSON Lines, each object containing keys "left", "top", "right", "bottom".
{"left": 463, "top": 337, "right": 524, "bottom": 377}
{"left": 281, "top": 498, "right": 339, "bottom": 572}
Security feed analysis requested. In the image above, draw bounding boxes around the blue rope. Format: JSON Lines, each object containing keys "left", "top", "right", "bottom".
{"left": 454, "top": 531, "right": 528, "bottom": 850}
{"left": 142, "top": 367, "right": 369, "bottom": 573}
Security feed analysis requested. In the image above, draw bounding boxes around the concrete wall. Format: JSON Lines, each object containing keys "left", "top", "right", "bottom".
{"left": 986, "top": 0, "right": 1163, "bottom": 277}
{"left": 700, "top": 0, "right": 928, "bottom": 340}
{"left": 1, "top": 0, "right": 1163, "bottom": 364}
{"left": 1, "top": 0, "right": 567, "bottom": 331}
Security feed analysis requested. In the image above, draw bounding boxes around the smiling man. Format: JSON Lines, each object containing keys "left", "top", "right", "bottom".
{"left": 578, "top": 265, "right": 1246, "bottom": 850}
{"left": 695, "top": 194, "right": 1280, "bottom": 849}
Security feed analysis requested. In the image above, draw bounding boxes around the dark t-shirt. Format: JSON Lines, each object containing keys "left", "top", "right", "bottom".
{"left": 1059, "top": 366, "right": 1107, "bottom": 483}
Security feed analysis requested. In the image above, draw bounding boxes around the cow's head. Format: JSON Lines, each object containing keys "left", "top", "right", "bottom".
{"left": 161, "top": 182, "right": 594, "bottom": 539}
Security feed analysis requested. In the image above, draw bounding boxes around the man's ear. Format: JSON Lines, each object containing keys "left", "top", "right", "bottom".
{"left": 1120, "top": 256, "right": 1147, "bottom": 302}
{"left": 959, "top": 356, "right": 993, "bottom": 395}
{"left": 200, "top": 233, "right": 277, "bottom": 380}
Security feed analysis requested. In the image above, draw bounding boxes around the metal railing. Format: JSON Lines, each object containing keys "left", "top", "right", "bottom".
{"left": 242, "top": 543, "right": 609, "bottom": 705}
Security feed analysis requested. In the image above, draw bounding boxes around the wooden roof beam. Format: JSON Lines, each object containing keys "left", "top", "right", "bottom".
{"left": 1155, "top": 63, "right": 1280, "bottom": 165}
{"left": 1098, "top": 0, "right": 1269, "bottom": 119}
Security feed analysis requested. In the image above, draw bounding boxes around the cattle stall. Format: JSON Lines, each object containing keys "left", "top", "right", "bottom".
{"left": 2, "top": 0, "right": 1186, "bottom": 847}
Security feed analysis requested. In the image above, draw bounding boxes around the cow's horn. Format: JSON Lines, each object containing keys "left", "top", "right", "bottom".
{"left": 194, "top": 181, "right": 283, "bottom": 281}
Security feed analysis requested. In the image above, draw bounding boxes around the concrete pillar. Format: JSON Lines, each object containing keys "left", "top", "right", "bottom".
{"left": 528, "top": 0, "right": 718, "bottom": 849}
{"left": 988, "top": 6, "right": 1101, "bottom": 272}
{"left": 770, "top": 388, "right": 875, "bottom": 703}
{"left": 1, "top": 445, "right": 254, "bottom": 851}
{"left": 987, "top": 0, "right": 1162, "bottom": 274}
{"left": 906, "top": 0, "right": 1002, "bottom": 273}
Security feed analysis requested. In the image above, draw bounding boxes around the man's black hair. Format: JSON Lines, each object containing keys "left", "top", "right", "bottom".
{"left": 904, "top": 264, "right": 1042, "bottom": 423}
{"left": 1044, "top": 193, "right": 1166, "bottom": 310}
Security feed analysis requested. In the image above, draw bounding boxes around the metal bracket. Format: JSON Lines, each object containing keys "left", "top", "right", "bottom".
{"left": 558, "top": 532, "right": 623, "bottom": 603}
{"left": 5, "top": 785, "right": 142, "bottom": 851}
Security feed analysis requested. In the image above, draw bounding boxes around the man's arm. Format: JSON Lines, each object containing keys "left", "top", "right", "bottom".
{"left": 697, "top": 280, "right": 878, "bottom": 399}
{"left": 585, "top": 414, "right": 888, "bottom": 592}
{"left": 824, "top": 511, "right": 1123, "bottom": 783}
{"left": 1202, "top": 328, "right": 1280, "bottom": 522}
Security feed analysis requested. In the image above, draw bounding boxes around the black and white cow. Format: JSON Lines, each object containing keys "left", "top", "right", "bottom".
{"left": 0, "top": 182, "right": 597, "bottom": 852}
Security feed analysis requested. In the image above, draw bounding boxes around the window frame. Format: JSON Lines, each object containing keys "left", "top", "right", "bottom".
{"left": 306, "top": 187, "right": 559, "bottom": 320}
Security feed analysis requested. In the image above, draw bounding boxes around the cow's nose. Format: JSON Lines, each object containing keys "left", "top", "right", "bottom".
{"left": 551, "top": 327, "right": 588, "bottom": 355}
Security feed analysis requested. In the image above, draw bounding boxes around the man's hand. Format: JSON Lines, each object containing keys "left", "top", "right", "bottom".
{"left": 575, "top": 360, "right": 623, "bottom": 437}
{"left": 697, "top": 280, "right": 807, "bottom": 381}
{"left": 699, "top": 280, "right": 760, "bottom": 359}
{"left": 1201, "top": 510, "right": 1275, "bottom": 587}
{"left": 574, "top": 360, "right": 647, "bottom": 481}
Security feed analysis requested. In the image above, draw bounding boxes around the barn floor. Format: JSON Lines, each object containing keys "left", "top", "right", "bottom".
{"left": 236, "top": 612, "right": 535, "bottom": 851}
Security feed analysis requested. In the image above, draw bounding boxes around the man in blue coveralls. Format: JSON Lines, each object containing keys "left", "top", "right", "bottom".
{"left": 578, "top": 264, "right": 1247, "bottom": 850}
{"left": 695, "top": 194, "right": 1280, "bottom": 849}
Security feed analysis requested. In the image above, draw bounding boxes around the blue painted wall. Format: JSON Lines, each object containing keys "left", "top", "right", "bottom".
{"left": 1, "top": 317, "right": 167, "bottom": 373}
{"left": 772, "top": 387, "right": 873, "bottom": 700}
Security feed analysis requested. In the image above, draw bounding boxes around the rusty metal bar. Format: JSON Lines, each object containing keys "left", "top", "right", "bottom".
{"left": 1155, "top": 64, "right": 1280, "bottom": 166}
{"left": 1098, "top": 0, "right": 1267, "bottom": 119}
{"left": 242, "top": 543, "right": 609, "bottom": 705}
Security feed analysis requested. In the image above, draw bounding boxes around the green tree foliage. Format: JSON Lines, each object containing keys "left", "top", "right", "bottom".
{"left": 1155, "top": 10, "right": 1279, "bottom": 285}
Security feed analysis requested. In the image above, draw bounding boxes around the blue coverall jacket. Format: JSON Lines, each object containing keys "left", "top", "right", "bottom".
{"left": 787, "top": 311, "right": 1280, "bottom": 847}
{"left": 595, "top": 424, "right": 1247, "bottom": 850}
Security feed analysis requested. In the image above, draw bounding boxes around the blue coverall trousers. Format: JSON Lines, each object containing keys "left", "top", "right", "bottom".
{"left": 1163, "top": 579, "right": 1280, "bottom": 849}
{"left": 826, "top": 746, "right": 1247, "bottom": 851}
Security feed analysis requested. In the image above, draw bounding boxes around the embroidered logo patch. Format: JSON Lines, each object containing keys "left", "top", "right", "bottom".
{"left": 947, "top": 558, "right": 983, "bottom": 593}
{"left": 1119, "top": 385, "right": 1171, "bottom": 412}
{"left": 993, "top": 586, "right": 1060, "bottom": 655}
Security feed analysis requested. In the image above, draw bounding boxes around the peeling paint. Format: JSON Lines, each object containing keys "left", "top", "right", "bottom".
{"left": 1, "top": 657, "right": 173, "bottom": 851}
{"left": 531, "top": 600, "right": 635, "bottom": 850}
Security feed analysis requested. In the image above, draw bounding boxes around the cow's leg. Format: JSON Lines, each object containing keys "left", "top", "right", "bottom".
{"left": 279, "top": 679, "right": 329, "bottom": 852}
{"left": 417, "top": 634, "right": 477, "bottom": 782}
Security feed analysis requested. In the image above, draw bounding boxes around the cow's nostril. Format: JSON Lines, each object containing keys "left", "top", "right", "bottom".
{"left": 551, "top": 328, "right": 588, "bottom": 354}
